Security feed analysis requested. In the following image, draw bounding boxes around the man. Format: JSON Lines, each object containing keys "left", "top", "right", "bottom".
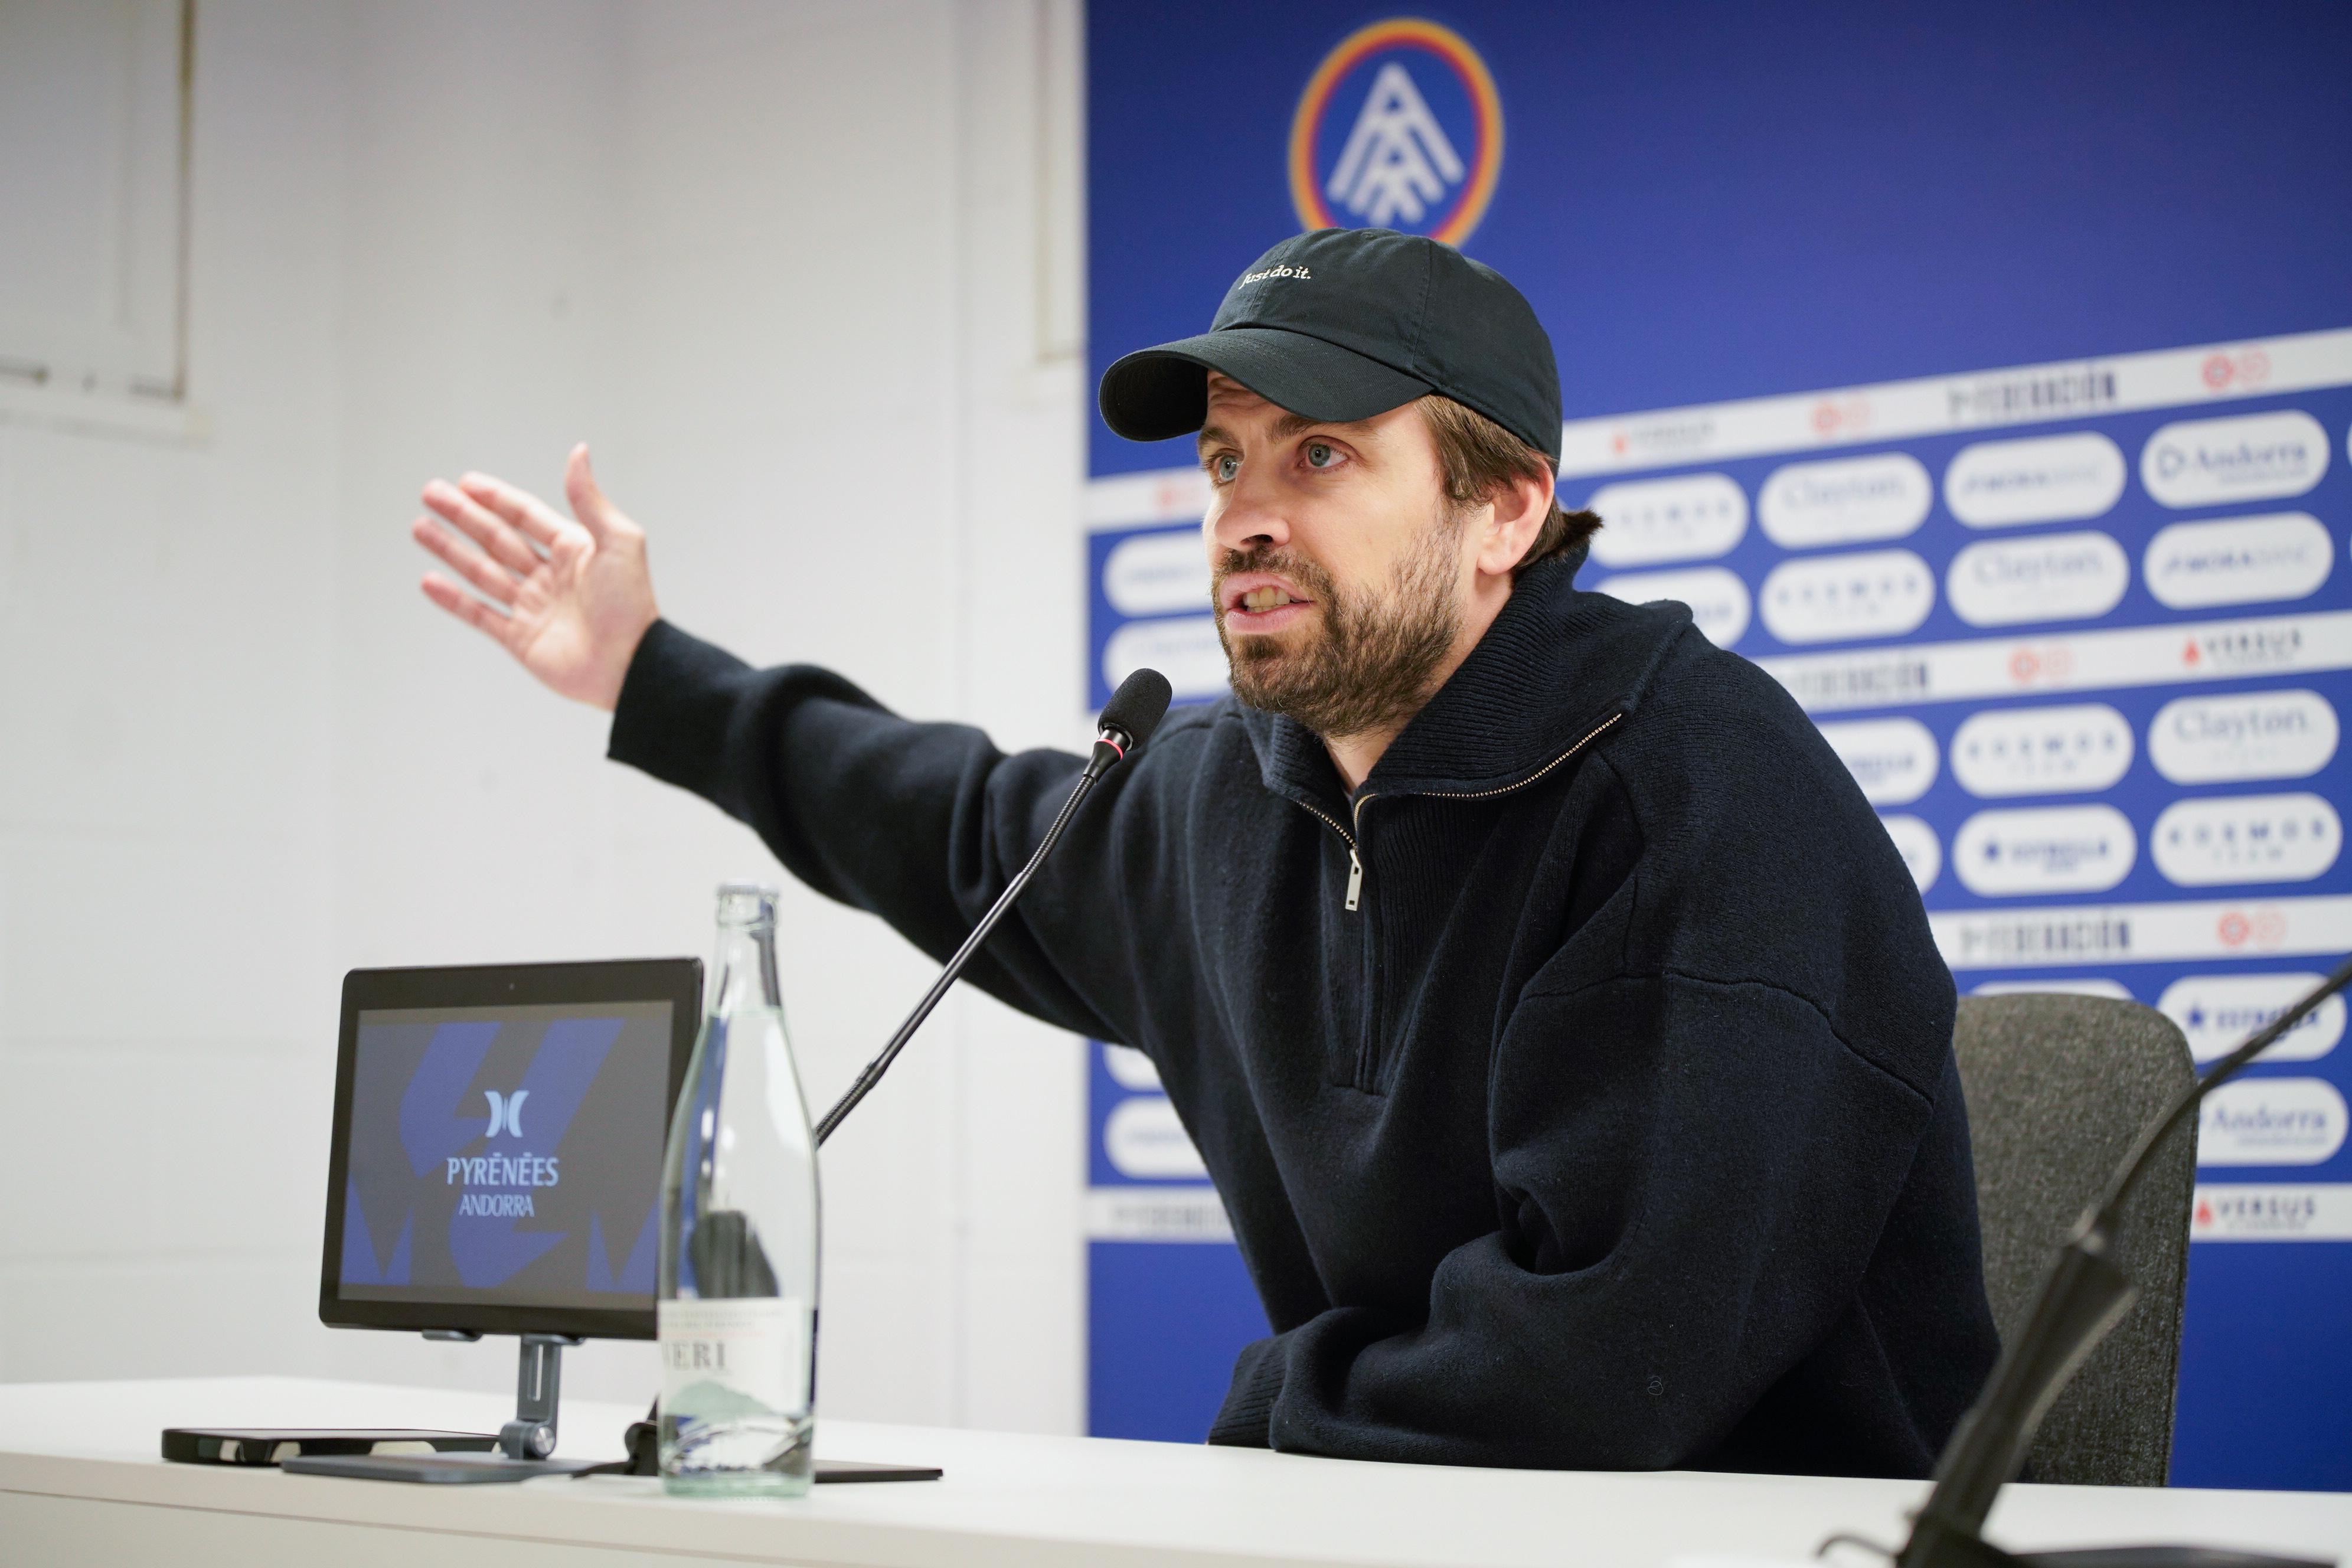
{"left": 411, "top": 227, "right": 1998, "bottom": 1476}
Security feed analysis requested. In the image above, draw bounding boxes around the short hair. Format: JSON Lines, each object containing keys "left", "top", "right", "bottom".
{"left": 1416, "top": 394, "right": 1600, "bottom": 574}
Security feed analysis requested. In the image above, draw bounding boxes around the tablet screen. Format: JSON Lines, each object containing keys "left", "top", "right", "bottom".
{"left": 322, "top": 961, "right": 699, "bottom": 1337}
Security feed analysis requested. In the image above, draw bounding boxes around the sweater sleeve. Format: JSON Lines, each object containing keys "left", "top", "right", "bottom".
{"left": 606, "top": 619, "right": 1158, "bottom": 1046}
{"left": 1207, "top": 969, "right": 1942, "bottom": 1469}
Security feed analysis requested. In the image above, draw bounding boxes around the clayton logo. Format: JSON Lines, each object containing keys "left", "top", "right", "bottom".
{"left": 2158, "top": 973, "right": 2346, "bottom": 1065}
{"left": 1943, "top": 432, "right": 2126, "bottom": 529}
{"left": 1289, "top": 18, "right": 1502, "bottom": 243}
{"left": 2197, "top": 1079, "right": 2348, "bottom": 1167}
{"left": 1817, "top": 717, "right": 1938, "bottom": 805}
{"left": 1759, "top": 549, "right": 1935, "bottom": 645}
{"left": 2148, "top": 690, "right": 2338, "bottom": 785}
{"left": 1953, "top": 804, "right": 2136, "bottom": 896}
{"left": 2142, "top": 512, "right": 2333, "bottom": 610}
{"left": 1950, "top": 703, "right": 2133, "bottom": 798}
{"left": 1757, "top": 452, "right": 1931, "bottom": 548}
{"left": 1594, "top": 566, "right": 1750, "bottom": 648}
{"left": 484, "top": 1089, "right": 528, "bottom": 1139}
{"left": 1946, "top": 531, "right": 2128, "bottom": 628}
{"left": 1585, "top": 473, "right": 1747, "bottom": 567}
{"left": 2140, "top": 409, "right": 2329, "bottom": 508}
{"left": 2151, "top": 792, "right": 2341, "bottom": 887}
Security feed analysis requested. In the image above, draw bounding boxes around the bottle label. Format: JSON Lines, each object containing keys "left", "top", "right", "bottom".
{"left": 659, "top": 1296, "right": 809, "bottom": 1420}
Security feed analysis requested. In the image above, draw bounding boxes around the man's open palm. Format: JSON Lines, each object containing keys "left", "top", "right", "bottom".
{"left": 411, "top": 445, "right": 659, "bottom": 711}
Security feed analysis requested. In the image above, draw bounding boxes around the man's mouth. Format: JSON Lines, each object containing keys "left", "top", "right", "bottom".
{"left": 1222, "top": 571, "right": 1315, "bottom": 617}
{"left": 1221, "top": 575, "right": 1318, "bottom": 635}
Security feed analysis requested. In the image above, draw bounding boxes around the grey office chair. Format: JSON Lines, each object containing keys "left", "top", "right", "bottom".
{"left": 1950, "top": 994, "right": 2198, "bottom": 1487}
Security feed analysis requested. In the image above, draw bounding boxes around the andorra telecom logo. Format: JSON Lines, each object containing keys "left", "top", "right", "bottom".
{"left": 1289, "top": 17, "right": 1503, "bottom": 246}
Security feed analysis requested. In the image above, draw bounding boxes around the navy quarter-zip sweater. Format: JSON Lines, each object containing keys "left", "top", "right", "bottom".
{"left": 609, "top": 551, "right": 2001, "bottom": 1477}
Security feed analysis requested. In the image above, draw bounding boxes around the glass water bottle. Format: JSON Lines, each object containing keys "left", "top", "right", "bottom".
{"left": 657, "top": 883, "right": 821, "bottom": 1495}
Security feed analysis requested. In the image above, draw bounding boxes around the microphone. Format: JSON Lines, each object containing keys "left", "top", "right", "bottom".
{"left": 1876, "top": 950, "right": 2352, "bottom": 1568}
{"left": 812, "top": 668, "right": 1173, "bottom": 1146}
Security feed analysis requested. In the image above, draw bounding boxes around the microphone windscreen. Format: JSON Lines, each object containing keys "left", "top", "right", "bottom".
{"left": 1099, "top": 668, "right": 1173, "bottom": 752}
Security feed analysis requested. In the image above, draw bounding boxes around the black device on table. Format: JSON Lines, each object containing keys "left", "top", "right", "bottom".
{"left": 160, "top": 956, "right": 937, "bottom": 1487}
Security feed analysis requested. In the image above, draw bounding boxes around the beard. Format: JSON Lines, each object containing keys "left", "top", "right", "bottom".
{"left": 1213, "top": 512, "right": 1466, "bottom": 741}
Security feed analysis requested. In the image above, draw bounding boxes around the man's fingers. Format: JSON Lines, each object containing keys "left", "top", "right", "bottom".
{"left": 456, "top": 471, "right": 573, "bottom": 550}
{"left": 421, "top": 573, "right": 520, "bottom": 650}
{"left": 563, "top": 444, "right": 621, "bottom": 541}
{"left": 423, "top": 479, "right": 544, "bottom": 575}
{"left": 413, "top": 516, "right": 522, "bottom": 605}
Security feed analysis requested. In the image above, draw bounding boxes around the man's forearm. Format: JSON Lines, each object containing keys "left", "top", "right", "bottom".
{"left": 606, "top": 619, "right": 1135, "bottom": 1042}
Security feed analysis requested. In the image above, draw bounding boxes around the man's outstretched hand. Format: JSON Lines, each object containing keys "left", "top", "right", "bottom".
{"left": 412, "top": 444, "right": 659, "bottom": 712}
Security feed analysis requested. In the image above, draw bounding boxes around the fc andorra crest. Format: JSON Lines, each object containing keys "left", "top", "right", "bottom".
{"left": 1289, "top": 17, "right": 1503, "bottom": 246}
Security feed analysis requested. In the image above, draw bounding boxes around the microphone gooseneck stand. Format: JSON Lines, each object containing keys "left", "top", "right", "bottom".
{"left": 608, "top": 669, "right": 1172, "bottom": 1479}
{"left": 1876, "top": 950, "right": 2352, "bottom": 1568}
{"left": 812, "top": 667, "right": 1172, "bottom": 1147}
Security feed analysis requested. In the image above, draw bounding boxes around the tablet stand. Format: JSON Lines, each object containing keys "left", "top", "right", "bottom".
{"left": 424, "top": 1329, "right": 582, "bottom": 1460}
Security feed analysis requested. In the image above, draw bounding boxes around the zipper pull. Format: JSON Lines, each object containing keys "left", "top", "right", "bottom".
{"left": 1344, "top": 848, "right": 1363, "bottom": 912}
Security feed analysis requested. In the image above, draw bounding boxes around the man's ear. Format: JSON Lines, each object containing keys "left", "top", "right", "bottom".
{"left": 1473, "top": 469, "right": 1555, "bottom": 577}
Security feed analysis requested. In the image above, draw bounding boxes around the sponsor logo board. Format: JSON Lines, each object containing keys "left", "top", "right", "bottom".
{"left": 2191, "top": 1182, "right": 2352, "bottom": 1242}
{"left": 2197, "top": 1078, "right": 2348, "bottom": 1166}
{"left": 1818, "top": 717, "right": 1938, "bottom": 805}
{"left": 1584, "top": 473, "right": 1747, "bottom": 567}
{"left": 2151, "top": 792, "right": 2341, "bottom": 887}
{"left": 1084, "top": 1187, "right": 1235, "bottom": 1243}
{"left": 1950, "top": 703, "right": 2134, "bottom": 797}
{"left": 1759, "top": 609, "right": 2352, "bottom": 713}
{"left": 1103, "top": 531, "right": 1210, "bottom": 617}
{"left": 1103, "top": 1096, "right": 1209, "bottom": 1179}
{"left": 1759, "top": 548, "right": 1935, "bottom": 644}
{"left": 1945, "top": 531, "right": 2129, "bottom": 628}
{"left": 1930, "top": 893, "right": 2352, "bottom": 969}
{"left": 1556, "top": 328, "right": 2352, "bottom": 479}
{"left": 2141, "top": 409, "right": 2330, "bottom": 508}
{"left": 2144, "top": 512, "right": 2333, "bottom": 610}
{"left": 1758, "top": 451, "right": 1932, "bottom": 548}
{"left": 1879, "top": 814, "right": 1941, "bottom": 894}
{"left": 2148, "top": 689, "right": 2340, "bottom": 784}
{"left": 1954, "top": 804, "right": 2137, "bottom": 896}
{"left": 1102, "top": 1042, "right": 1162, "bottom": 1090}
{"left": 1105, "top": 615, "right": 1226, "bottom": 703}
{"left": 2158, "top": 973, "right": 2346, "bottom": 1064}
{"left": 1086, "top": 469, "right": 1209, "bottom": 528}
{"left": 1595, "top": 566, "right": 1750, "bottom": 648}
{"left": 1943, "top": 432, "right": 2127, "bottom": 528}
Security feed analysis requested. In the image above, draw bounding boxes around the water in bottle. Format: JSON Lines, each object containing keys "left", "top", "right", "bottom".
{"left": 656, "top": 883, "right": 821, "bottom": 1495}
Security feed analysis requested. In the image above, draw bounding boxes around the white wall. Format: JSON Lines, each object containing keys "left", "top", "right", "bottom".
{"left": 0, "top": 0, "right": 1089, "bottom": 1438}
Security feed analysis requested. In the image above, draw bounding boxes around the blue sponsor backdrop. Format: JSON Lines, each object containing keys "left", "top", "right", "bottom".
{"left": 1083, "top": 1, "right": 2352, "bottom": 1487}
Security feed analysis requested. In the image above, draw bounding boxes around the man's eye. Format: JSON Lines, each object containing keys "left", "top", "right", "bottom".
{"left": 1211, "top": 453, "right": 1240, "bottom": 482}
{"left": 1304, "top": 441, "right": 1338, "bottom": 469}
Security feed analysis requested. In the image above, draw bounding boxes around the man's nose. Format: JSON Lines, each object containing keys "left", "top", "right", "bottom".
{"left": 1209, "top": 467, "right": 1292, "bottom": 555}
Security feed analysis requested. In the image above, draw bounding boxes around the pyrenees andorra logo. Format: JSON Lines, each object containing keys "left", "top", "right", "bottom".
{"left": 1289, "top": 17, "right": 1503, "bottom": 246}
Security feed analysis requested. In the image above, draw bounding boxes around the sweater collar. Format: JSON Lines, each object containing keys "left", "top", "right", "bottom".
{"left": 1237, "top": 545, "right": 1692, "bottom": 807}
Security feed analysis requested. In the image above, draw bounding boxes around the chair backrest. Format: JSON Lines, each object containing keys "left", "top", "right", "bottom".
{"left": 1950, "top": 994, "right": 2197, "bottom": 1487}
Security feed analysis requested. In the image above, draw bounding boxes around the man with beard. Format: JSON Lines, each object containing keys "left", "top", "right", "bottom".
{"left": 409, "top": 228, "right": 1998, "bottom": 1476}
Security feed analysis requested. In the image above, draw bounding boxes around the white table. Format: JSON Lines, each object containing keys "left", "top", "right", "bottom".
{"left": 1, "top": 1378, "right": 2344, "bottom": 1567}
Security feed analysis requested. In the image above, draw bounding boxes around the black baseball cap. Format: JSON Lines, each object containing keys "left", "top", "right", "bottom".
{"left": 1099, "top": 228, "right": 1563, "bottom": 465}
